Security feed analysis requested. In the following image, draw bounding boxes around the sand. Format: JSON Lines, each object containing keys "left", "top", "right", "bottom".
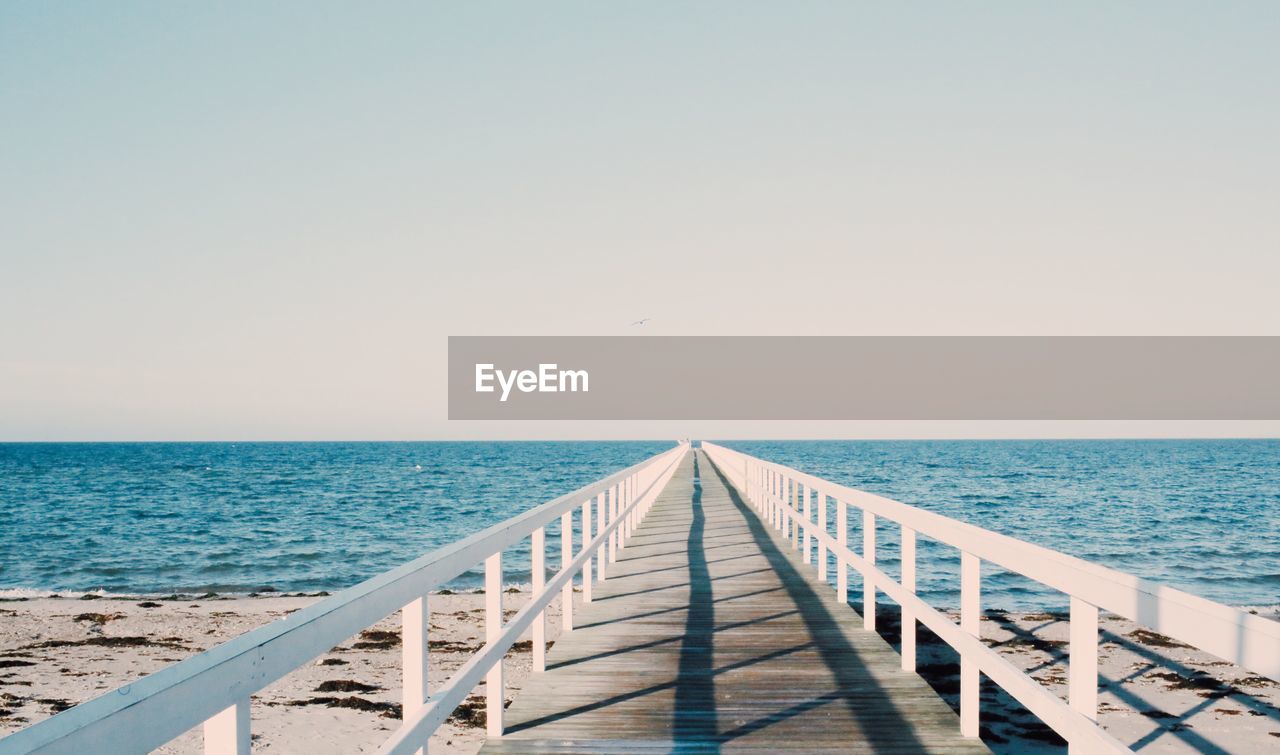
{"left": 0, "top": 590, "right": 566, "bottom": 753}
{"left": 2, "top": 593, "right": 1278, "bottom": 753}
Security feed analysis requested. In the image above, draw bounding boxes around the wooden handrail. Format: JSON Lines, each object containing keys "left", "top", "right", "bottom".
{"left": 701, "top": 441, "right": 1280, "bottom": 754}
{"left": 1, "top": 443, "right": 689, "bottom": 755}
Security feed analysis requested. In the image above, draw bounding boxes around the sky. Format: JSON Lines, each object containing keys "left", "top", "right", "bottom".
{"left": 2, "top": 3, "right": 1278, "bottom": 441}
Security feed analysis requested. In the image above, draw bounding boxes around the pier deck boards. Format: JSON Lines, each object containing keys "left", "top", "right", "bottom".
{"left": 481, "top": 450, "right": 990, "bottom": 753}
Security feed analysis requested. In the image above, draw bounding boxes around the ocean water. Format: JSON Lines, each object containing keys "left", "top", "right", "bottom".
{"left": 1, "top": 440, "right": 1277, "bottom": 610}
{"left": 724, "top": 439, "right": 1280, "bottom": 610}
{"left": 0, "top": 441, "right": 668, "bottom": 596}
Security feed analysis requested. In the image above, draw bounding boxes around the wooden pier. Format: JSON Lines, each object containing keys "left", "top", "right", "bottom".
{"left": 483, "top": 451, "right": 989, "bottom": 753}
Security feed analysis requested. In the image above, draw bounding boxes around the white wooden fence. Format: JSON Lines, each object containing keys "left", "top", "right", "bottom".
{"left": 701, "top": 442, "right": 1280, "bottom": 754}
{"left": 0, "top": 443, "right": 689, "bottom": 755}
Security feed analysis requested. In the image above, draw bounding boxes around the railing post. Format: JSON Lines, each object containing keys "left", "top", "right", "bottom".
{"left": 771, "top": 471, "right": 779, "bottom": 530}
{"left": 485, "top": 552, "right": 504, "bottom": 737}
{"left": 758, "top": 465, "right": 765, "bottom": 513}
{"left": 760, "top": 466, "right": 767, "bottom": 515}
{"left": 1069, "top": 596, "right": 1099, "bottom": 738}
{"left": 783, "top": 478, "right": 793, "bottom": 550}
{"left": 960, "top": 551, "right": 980, "bottom": 738}
{"left": 580, "top": 501, "right": 592, "bottom": 603}
{"left": 609, "top": 483, "right": 619, "bottom": 563}
{"left": 767, "top": 469, "right": 774, "bottom": 526}
{"left": 628, "top": 475, "right": 637, "bottom": 537}
{"left": 771, "top": 470, "right": 778, "bottom": 530}
{"left": 774, "top": 471, "right": 782, "bottom": 531}
{"left": 837, "top": 501, "right": 848, "bottom": 604}
{"left": 596, "top": 491, "right": 607, "bottom": 581}
{"left": 620, "top": 478, "right": 628, "bottom": 543}
{"left": 531, "top": 528, "right": 547, "bottom": 672}
{"left": 401, "top": 595, "right": 429, "bottom": 754}
{"left": 816, "top": 490, "right": 827, "bottom": 582}
{"left": 203, "top": 699, "right": 250, "bottom": 755}
{"left": 901, "top": 527, "right": 916, "bottom": 673}
{"left": 863, "top": 510, "right": 876, "bottom": 631}
{"left": 560, "top": 512, "right": 573, "bottom": 632}
{"left": 802, "top": 483, "right": 812, "bottom": 564}
{"left": 623, "top": 477, "right": 631, "bottom": 539}
{"left": 773, "top": 476, "right": 783, "bottom": 542}
{"left": 629, "top": 475, "right": 637, "bottom": 536}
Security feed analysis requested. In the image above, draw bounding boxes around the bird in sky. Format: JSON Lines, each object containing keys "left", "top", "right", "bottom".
{"left": 631, "top": 318, "right": 651, "bottom": 326}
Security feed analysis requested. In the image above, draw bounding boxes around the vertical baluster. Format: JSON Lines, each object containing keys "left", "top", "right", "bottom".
{"left": 802, "top": 483, "right": 812, "bottom": 564}
{"left": 485, "top": 552, "right": 504, "bottom": 737}
{"left": 638, "top": 472, "right": 647, "bottom": 521}
{"left": 627, "top": 475, "right": 635, "bottom": 539}
{"left": 779, "top": 476, "right": 788, "bottom": 541}
{"left": 401, "top": 595, "right": 430, "bottom": 754}
{"left": 204, "top": 699, "right": 250, "bottom": 755}
{"left": 783, "top": 476, "right": 789, "bottom": 537}
{"left": 764, "top": 468, "right": 771, "bottom": 522}
{"left": 758, "top": 465, "right": 764, "bottom": 513}
{"left": 783, "top": 478, "right": 793, "bottom": 550}
{"left": 774, "top": 471, "right": 782, "bottom": 530}
{"left": 960, "top": 552, "right": 980, "bottom": 738}
{"left": 900, "top": 527, "right": 916, "bottom": 673}
{"left": 1069, "top": 595, "right": 1099, "bottom": 744}
{"left": 766, "top": 469, "right": 773, "bottom": 524}
{"left": 597, "top": 491, "right": 608, "bottom": 581}
{"left": 837, "top": 501, "right": 848, "bottom": 603}
{"left": 614, "top": 478, "right": 624, "bottom": 545}
{"left": 531, "top": 529, "right": 546, "bottom": 672}
{"left": 610, "top": 483, "right": 620, "bottom": 563}
{"left": 623, "top": 477, "right": 631, "bottom": 540}
{"left": 817, "top": 490, "right": 828, "bottom": 582}
{"left": 580, "top": 500, "right": 592, "bottom": 603}
{"left": 560, "top": 512, "right": 573, "bottom": 632}
{"left": 863, "top": 510, "right": 876, "bottom": 631}
{"left": 756, "top": 464, "right": 762, "bottom": 511}
{"left": 770, "top": 470, "right": 777, "bottom": 529}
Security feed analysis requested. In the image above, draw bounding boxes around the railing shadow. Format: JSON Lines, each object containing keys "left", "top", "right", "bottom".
{"left": 848, "top": 598, "right": 1280, "bottom": 754}
{"left": 1096, "top": 626, "right": 1276, "bottom": 753}
{"left": 840, "top": 596, "right": 1067, "bottom": 751}
{"left": 673, "top": 453, "right": 718, "bottom": 749}
{"left": 703, "top": 452, "right": 940, "bottom": 752}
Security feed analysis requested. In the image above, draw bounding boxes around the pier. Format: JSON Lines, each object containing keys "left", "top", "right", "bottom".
{"left": 4, "top": 442, "right": 1279, "bottom": 754}
{"left": 482, "top": 450, "right": 987, "bottom": 753}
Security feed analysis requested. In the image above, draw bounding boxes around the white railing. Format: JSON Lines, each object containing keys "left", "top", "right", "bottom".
{"left": 701, "top": 442, "right": 1280, "bottom": 754}
{"left": 1, "top": 443, "right": 690, "bottom": 755}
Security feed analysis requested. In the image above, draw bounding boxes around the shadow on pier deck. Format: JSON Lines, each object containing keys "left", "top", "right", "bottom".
{"left": 481, "top": 451, "right": 990, "bottom": 753}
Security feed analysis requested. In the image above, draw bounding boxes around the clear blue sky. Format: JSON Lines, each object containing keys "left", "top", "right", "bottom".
{"left": 2, "top": 3, "right": 1278, "bottom": 440}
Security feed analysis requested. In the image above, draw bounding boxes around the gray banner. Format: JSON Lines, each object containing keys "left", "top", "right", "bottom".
{"left": 448, "top": 337, "right": 1280, "bottom": 420}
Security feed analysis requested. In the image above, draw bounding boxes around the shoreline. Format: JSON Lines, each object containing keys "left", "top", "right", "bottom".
{"left": 4, "top": 587, "right": 1279, "bottom": 617}
{"left": 2, "top": 593, "right": 1278, "bottom": 752}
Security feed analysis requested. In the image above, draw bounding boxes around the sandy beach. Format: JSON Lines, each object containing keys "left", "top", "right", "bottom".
{"left": 1, "top": 593, "right": 1277, "bottom": 753}
{"left": 0, "top": 590, "right": 570, "bottom": 753}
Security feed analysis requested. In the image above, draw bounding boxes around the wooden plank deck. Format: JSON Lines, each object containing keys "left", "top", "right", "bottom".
{"left": 481, "top": 450, "right": 991, "bottom": 753}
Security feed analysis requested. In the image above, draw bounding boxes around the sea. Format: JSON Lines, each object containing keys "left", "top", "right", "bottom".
{"left": 1, "top": 440, "right": 1277, "bottom": 611}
